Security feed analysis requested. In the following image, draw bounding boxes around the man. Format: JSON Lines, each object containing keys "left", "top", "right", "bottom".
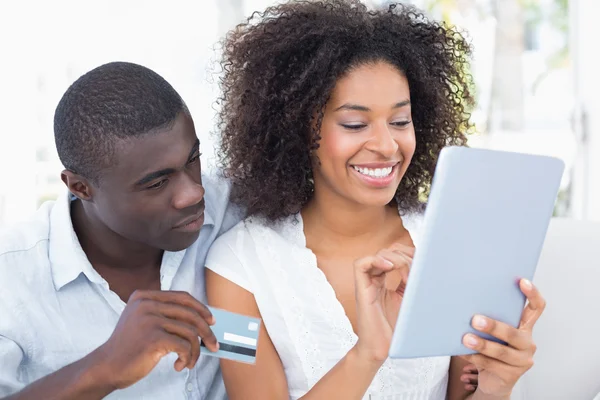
{"left": 0, "top": 62, "right": 241, "bottom": 399}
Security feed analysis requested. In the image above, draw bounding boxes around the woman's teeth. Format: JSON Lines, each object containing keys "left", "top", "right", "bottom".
{"left": 352, "top": 165, "right": 393, "bottom": 178}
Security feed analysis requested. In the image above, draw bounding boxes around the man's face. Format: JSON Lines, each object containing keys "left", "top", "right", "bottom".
{"left": 88, "top": 112, "right": 205, "bottom": 252}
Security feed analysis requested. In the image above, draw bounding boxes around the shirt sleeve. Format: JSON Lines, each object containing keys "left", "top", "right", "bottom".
{"left": 205, "top": 227, "right": 253, "bottom": 293}
{"left": 0, "top": 334, "right": 25, "bottom": 396}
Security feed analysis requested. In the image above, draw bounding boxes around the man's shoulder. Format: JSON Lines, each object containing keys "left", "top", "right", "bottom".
{"left": 202, "top": 171, "right": 230, "bottom": 200}
{"left": 0, "top": 201, "right": 54, "bottom": 258}
{"left": 202, "top": 171, "right": 245, "bottom": 235}
{"left": 0, "top": 202, "right": 55, "bottom": 299}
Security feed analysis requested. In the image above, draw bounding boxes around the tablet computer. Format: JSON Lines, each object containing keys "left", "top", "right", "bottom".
{"left": 388, "top": 146, "right": 564, "bottom": 359}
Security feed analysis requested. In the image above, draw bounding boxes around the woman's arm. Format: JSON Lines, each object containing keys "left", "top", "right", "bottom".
{"left": 206, "top": 270, "right": 384, "bottom": 400}
{"left": 205, "top": 269, "right": 288, "bottom": 398}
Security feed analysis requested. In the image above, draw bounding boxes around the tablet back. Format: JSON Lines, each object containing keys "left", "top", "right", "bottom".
{"left": 389, "top": 146, "right": 564, "bottom": 359}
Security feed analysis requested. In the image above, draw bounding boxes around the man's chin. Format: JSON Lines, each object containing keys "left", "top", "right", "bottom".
{"left": 161, "top": 230, "right": 201, "bottom": 252}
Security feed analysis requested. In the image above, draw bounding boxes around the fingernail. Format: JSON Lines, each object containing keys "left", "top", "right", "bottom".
{"left": 473, "top": 315, "right": 487, "bottom": 329}
{"left": 461, "top": 376, "right": 469, "bottom": 383}
{"left": 522, "top": 279, "right": 533, "bottom": 290}
{"left": 381, "top": 257, "right": 394, "bottom": 267}
{"left": 465, "top": 334, "right": 479, "bottom": 348}
{"left": 215, "top": 342, "right": 220, "bottom": 350}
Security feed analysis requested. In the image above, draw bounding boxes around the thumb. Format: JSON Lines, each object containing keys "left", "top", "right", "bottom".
{"left": 354, "top": 255, "right": 394, "bottom": 290}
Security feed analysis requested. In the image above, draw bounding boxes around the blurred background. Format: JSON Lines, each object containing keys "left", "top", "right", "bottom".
{"left": 0, "top": 0, "right": 597, "bottom": 226}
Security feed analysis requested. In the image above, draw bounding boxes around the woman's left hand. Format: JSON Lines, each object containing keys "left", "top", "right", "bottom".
{"left": 461, "top": 278, "right": 545, "bottom": 398}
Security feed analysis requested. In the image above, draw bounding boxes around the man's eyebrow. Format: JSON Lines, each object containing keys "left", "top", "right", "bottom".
{"left": 135, "top": 139, "right": 201, "bottom": 187}
{"left": 187, "top": 138, "right": 200, "bottom": 161}
{"left": 135, "top": 168, "right": 177, "bottom": 186}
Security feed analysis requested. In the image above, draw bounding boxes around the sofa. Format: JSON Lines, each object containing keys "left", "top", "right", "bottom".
{"left": 511, "top": 218, "right": 600, "bottom": 399}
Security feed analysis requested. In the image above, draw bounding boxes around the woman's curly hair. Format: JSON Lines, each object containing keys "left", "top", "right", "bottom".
{"left": 216, "top": 0, "right": 474, "bottom": 221}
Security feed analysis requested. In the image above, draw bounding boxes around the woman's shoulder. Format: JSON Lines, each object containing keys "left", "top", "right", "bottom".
{"left": 208, "top": 214, "right": 300, "bottom": 259}
{"left": 400, "top": 206, "right": 426, "bottom": 247}
{"left": 206, "top": 214, "right": 301, "bottom": 292}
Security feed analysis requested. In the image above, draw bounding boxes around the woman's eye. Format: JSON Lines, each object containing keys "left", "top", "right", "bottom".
{"left": 341, "top": 124, "right": 367, "bottom": 130}
{"left": 391, "top": 120, "right": 412, "bottom": 127}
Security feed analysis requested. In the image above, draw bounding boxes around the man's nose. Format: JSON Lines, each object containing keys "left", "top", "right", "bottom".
{"left": 172, "top": 174, "right": 205, "bottom": 210}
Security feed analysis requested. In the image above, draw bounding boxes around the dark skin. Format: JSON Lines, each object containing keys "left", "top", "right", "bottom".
{"left": 68, "top": 113, "right": 206, "bottom": 301}
{"left": 3, "top": 112, "right": 219, "bottom": 400}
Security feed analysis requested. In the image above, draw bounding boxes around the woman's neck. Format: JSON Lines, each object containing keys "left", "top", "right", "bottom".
{"left": 301, "top": 188, "right": 398, "bottom": 251}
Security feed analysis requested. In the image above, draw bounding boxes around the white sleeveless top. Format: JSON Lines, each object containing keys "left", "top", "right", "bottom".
{"left": 205, "top": 212, "right": 450, "bottom": 400}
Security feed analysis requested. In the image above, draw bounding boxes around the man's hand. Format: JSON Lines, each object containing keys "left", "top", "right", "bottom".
{"left": 92, "top": 290, "right": 219, "bottom": 390}
{"left": 2, "top": 290, "right": 218, "bottom": 400}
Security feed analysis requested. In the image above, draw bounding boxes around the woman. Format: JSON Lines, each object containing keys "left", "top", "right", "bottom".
{"left": 206, "top": 1, "right": 543, "bottom": 399}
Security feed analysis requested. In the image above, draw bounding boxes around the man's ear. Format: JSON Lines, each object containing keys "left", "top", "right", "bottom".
{"left": 60, "top": 170, "right": 94, "bottom": 201}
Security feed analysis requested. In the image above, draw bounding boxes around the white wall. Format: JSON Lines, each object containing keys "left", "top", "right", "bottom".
{"left": 570, "top": 0, "right": 600, "bottom": 221}
{"left": 0, "top": 0, "right": 222, "bottom": 225}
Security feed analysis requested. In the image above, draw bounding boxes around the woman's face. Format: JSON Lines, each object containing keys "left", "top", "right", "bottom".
{"left": 313, "top": 61, "right": 416, "bottom": 208}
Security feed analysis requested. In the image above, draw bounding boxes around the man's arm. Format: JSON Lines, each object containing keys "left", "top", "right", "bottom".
{"left": 2, "top": 347, "right": 115, "bottom": 400}
{"left": 0, "top": 336, "right": 26, "bottom": 397}
{"left": 1, "top": 290, "right": 219, "bottom": 400}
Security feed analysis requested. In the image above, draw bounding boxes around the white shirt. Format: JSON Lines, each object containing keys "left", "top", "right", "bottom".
{"left": 0, "top": 174, "right": 242, "bottom": 400}
{"left": 206, "top": 211, "right": 450, "bottom": 400}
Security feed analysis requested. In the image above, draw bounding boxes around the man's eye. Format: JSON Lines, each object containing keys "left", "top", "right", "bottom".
{"left": 147, "top": 179, "right": 167, "bottom": 190}
{"left": 188, "top": 153, "right": 202, "bottom": 164}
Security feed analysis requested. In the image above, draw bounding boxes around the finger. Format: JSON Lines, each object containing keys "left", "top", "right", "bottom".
{"left": 388, "top": 242, "right": 415, "bottom": 258}
{"left": 376, "top": 249, "right": 411, "bottom": 293}
{"left": 379, "top": 248, "right": 412, "bottom": 264}
{"left": 160, "top": 319, "right": 202, "bottom": 369}
{"left": 463, "top": 333, "right": 531, "bottom": 367}
{"left": 395, "top": 276, "right": 407, "bottom": 296}
{"left": 136, "top": 290, "right": 216, "bottom": 325}
{"left": 377, "top": 249, "right": 411, "bottom": 272}
{"left": 463, "top": 354, "right": 514, "bottom": 376}
{"left": 463, "top": 363, "right": 478, "bottom": 373}
{"left": 471, "top": 315, "right": 531, "bottom": 350}
{"left": 155, "top": 331, "right": 193, "bottom": 372}
{"left": 464, "top": 384, "right": 477, "bottom": 392}
{"left": 519, "top": 279, "right": 546, "bottom": 331}
{"left": 460, "top": 373, "right": 479, "bottom": 384}
{"left": 152, "top": 302, "right": 219, "bottom": 350}
{"left": 354, "top": 255, "right": 391, "bottom": 291}
{"left": 355, "top": 255, "right": 396, "bottom": 277}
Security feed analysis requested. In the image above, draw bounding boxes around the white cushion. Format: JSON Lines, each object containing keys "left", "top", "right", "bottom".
{"left": 512, "top": 218, "right": 600, "bottom": 399}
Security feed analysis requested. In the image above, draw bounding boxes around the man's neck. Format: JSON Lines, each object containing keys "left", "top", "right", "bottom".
{"left": 71, "top": 200, "right": 163, "bottom": 276}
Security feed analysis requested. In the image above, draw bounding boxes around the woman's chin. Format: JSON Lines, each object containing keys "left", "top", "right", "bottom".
{"left": 352, "top": 190, "right": 398, "bottom": 208}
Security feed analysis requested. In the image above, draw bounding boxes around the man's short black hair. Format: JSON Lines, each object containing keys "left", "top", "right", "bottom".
{"left": 54, "top": 61, "right": 188, "bottom": 183}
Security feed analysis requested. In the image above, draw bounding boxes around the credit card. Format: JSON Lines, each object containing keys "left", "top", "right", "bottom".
{"left": 200, "top": 306, "right": 261, "bottom": 364}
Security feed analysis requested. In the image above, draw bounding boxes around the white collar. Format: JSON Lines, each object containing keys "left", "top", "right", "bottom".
{"left": 48, "top": 191, "right": 191, "bottom": 291}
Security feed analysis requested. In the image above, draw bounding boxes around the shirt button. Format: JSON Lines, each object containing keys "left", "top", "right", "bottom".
{"left": 186, "top": 383, "right": 193, "bottom": 392}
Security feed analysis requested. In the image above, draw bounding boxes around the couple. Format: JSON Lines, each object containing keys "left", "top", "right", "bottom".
{"left": 0, "top": 1, "right": 544, "bottom": 399}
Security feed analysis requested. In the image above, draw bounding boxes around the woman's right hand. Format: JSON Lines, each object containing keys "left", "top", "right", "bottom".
{"left": 352, "top": 243, "right": 414, "bottom": 365}
{"left": 352, "top": 245, "right": 480, "bottom": 392}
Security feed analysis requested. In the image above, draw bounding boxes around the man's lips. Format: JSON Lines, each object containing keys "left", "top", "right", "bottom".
{"left": 173, "top": 202, "right": 205, "bottom": 229}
